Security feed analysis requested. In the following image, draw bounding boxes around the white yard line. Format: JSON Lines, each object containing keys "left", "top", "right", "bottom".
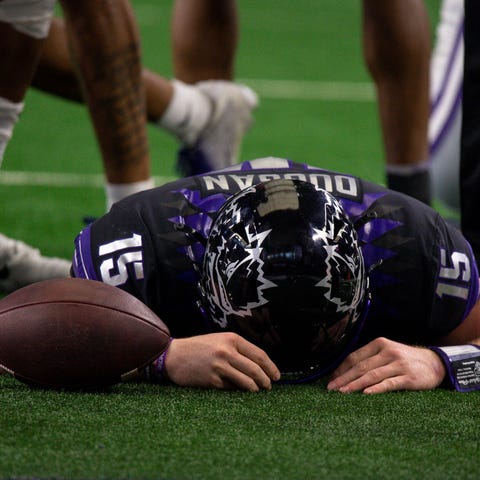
{"left": 0, "top": 171, "right": 176, "bottom": 189}
{"left": 239, "top": 79, "right": 375, "bottom": 101}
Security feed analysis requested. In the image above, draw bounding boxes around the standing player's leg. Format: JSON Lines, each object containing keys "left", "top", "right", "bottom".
{"left": 0, "top": 0, "right": 55, "bottom": 163}
{"left": 429, "top": 0, "right": 464, "bottom": 216}
{"left": 59, "top": 0, "right": 154, "bottom": 211}
{"left": 171, "top": 0, "right": 238, "bottom": 82}
{"left": 460, "top": 0, "right": 480, "bottom": 266}
{"left": 362, "top": 0, "right": 431, "bottom": 204}
{"left": 33, "top": 17, "right": 175, "bottom": 133}
{"left": 32, "top": 8, "right": 257, "bottom": 180}
{"left": 169, "top": 0, "right": 258, "bottom": 176}
{"left": 0, "top": 0, "right": 71, "bottom": 293}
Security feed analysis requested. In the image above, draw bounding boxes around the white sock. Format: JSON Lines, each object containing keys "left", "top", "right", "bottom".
{"left": 105, "top": 178, "right": 155, "bottom": 211}
{"left": 158, "top": 80, "right": 212, "bottom": 146}
{"left": 0, "top": 97, "right": 24, "bottom": 167}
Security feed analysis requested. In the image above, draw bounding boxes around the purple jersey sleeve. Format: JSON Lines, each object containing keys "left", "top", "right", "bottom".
{"left": 72, "top": 224, "right": 98, "bottom": 281}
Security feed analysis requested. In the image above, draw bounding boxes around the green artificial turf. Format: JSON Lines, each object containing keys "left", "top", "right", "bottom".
{"left": 2, "top": 1, "right": 473, "bottom": 479}
{"left": 1, "top": 375, "right": 479, "bottom": 480}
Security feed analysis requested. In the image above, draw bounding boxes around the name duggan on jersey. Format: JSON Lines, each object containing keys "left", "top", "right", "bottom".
{"left": 200, "top": 172, "right": 363, "bottom": 202}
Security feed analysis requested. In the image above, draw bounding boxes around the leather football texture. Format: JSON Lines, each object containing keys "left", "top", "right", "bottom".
{"left": 0, "top": 278, "right": 170, "bottom": 389}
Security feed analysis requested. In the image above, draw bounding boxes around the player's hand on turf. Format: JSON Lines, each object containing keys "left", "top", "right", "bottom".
{"left": 164, "top": 332, "right": 281, "bottom": 391}
{"left": 326, "top": 337, "right": 446, "bottom": 394}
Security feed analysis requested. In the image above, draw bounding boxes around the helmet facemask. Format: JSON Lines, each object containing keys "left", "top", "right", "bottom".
{"left": 199, "top": 179, "right": 369, "bottom": 382}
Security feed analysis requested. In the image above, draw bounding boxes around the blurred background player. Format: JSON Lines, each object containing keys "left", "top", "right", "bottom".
{"left": 366, "top": 0, "right": 466, "bottom": 212}
{"left": 36, "top": 1, "right": 433, "bottom": 206}
{"left": 0, "top": 0, "right": 257, "bottom": 293}
{"left": 0, "top": 0, "right": 154, "bottom": 292}
{"left": 59, "top": 0, "right": 257, "bottom": 210}
{"left": 169, "top": 0, "right": 258, "bottom": 177}
{"left": 32, "top": 14, "right": 257, "bottom": 187}
{"left": 429, "top": 0, "right": 464, "bottom": 217}
{"left": 0, "top": 0, "right": 71, "bottom": 293}
{"left": 0, "top": 0, "right": 154, "bottom": 293}
{"left": 58, "top": 0, "right": 154, "bottom": 211}
{"left": 362, "top": 0, "right": 431, "bottom": 205}
{"left": 58, "top": 0, "right": 256, "bottom": 210}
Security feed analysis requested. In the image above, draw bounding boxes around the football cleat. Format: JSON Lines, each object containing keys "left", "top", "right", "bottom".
{"left": 0, "top": 233, "right": 71, "bottom": 293}
{"left": 177, "top": 80, "right": 258, "bottom": 176}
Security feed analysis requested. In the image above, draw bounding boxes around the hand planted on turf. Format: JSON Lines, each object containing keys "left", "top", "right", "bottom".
{"left": 327, "top": 337, "right": 446, "bottom": 394}
{"left": 164, "top": 332, "right": 281, "bottom": 391}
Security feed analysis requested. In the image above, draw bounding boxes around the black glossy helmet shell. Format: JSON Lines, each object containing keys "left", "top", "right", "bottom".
{"left": 199, "top": 179, "right": 368, "bottom": 381}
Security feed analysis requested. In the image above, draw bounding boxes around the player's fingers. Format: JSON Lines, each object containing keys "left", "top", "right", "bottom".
{"left": 227, "top": 353, "right": 278, "bottom": 391}
{"left": 330, "top": 363, "right": 403, "bottom": 393}
{"left": 327, "top": 348, "right": 393, "bottom": 391}
{"left": 210, "top": 335, "right": 280, "bottom": 391}
{"left": 363, "top": 375, "right": 411, "bottom": 394}
{"left": 236, "top": 337, "right": 281, "bottom": 382}
{"left": 213, "top": 360, "right": 265, "bottom": 392}
{"left": 329, "top": 340, "right": 384, "bottom": 380}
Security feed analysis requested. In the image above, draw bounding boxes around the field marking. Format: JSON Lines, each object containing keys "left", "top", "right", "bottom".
{"left": 0, "top": 170, "right": 176, "bottom": 189}
{"left": 239, "top": 79, "right": 375, "bottom": 101}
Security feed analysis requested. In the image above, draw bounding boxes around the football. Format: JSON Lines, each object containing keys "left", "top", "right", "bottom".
{"left": 0, "top": 277, "right": 170, "bottom": 389}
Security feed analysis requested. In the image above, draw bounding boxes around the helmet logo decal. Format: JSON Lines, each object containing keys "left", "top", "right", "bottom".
{"left": 313, "top": 194, "right": 364, "bottom": 315}
{"left": 204, "top": 221, "right": 276, "bottom": 328}
{"left": 202, "top": 185, "right": 280, "bottom": 328}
